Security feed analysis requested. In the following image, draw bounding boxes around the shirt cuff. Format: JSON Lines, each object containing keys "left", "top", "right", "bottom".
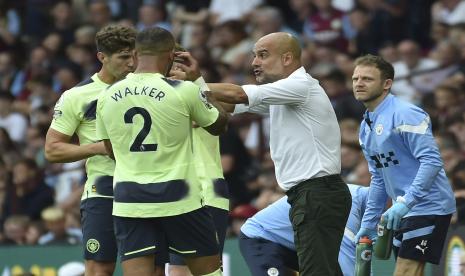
{"left": 402, "top": 193, "right": 418, "bottom": 209}
{"left": 194, "top": 76, "right": 209, "bottom": 91}
{"left": 233, "top": 104, "right": 249, "bottom": 114}
{"left": 242, "top": 84, "right": 260, "bottom": 108}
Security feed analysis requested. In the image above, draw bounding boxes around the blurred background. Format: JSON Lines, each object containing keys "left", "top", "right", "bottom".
{"left": 0, "top": 0, "right": 465, "bottom": 274}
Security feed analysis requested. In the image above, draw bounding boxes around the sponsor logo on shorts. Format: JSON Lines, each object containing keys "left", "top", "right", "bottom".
{"left": 267, "top": 267, "right": 279, "bottom": 276}
{"left": 415, "top": 239, "right": 428, "bottom": 255}
{"left": 86, "top": 239, "right": 100, "bottom": 253}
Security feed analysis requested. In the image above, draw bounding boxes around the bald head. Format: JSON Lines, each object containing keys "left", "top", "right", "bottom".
{"left": 252, "top": 32, "right": 302, "bottom": 83}
{"left": 258, "top": 32, "right": 302, "bottom": 60}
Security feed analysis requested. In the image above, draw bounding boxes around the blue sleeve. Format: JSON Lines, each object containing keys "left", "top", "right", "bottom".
{"left": 395, "top": 110, "right": 442, "bottom": 208}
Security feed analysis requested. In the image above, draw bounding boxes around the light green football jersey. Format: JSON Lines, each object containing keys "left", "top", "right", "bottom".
{"left": 96, "top": 72, "right": 219, "bottom": 218}
{"left": 193, "top": 127, "right": 229, "bottom": 210}
{"left": 50, "top": 73, "right": 115, "bottom": 200}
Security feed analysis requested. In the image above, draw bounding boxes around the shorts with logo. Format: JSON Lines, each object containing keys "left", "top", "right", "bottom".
{"left": 114, "top": 207, "right": 220, "bottom": 262}
{"left": 81, "top": 197, "right": 117, "bottom": 261}
{"left": 393, "top": 214, "right": 452, "bottom": 264}
{"left": 169, "top": 206, "right": 229, "bottom": 265}
{"left": 239, "top": 232, "right": 299, "bottom": 275}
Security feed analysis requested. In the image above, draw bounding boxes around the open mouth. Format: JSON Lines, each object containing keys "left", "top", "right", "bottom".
{"left": 253, "top": 69, "right": 262, "bottom": 76}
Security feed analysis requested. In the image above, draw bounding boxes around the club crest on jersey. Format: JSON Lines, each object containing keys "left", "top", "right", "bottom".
{"left": 375, "top": 124, "right": 383, "bottom": 135}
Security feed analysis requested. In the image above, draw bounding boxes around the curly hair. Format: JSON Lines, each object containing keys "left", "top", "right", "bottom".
{"left": 95, "top": 24, "right": 137, "bottom": 55}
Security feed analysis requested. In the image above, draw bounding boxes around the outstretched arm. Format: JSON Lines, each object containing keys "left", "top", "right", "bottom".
{"left": 45, "top": 128, "right": 107, "bottom": 163}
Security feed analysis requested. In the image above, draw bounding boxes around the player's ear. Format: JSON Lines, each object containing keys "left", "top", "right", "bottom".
{"left": 383, "top": 78, "right": 393, "bottom": 92}
{"left": 96, "top": 52, "right": 106, "bottom": 64}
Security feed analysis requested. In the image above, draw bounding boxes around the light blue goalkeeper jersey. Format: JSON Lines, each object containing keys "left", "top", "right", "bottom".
{"left": 241, "top": 184, "right": 368, "bottom": 276}
{"left": 359, "top": 94, "right": 456, "bottom": 230}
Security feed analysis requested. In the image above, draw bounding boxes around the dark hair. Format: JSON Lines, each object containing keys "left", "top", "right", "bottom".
{"left": 136, "top": 27, "right": 174, "bottom": 55}
{"left": 354, "top": 54, "right": 395, "bottom": 80}
{"left": 95, "top": 25, "right": 137, "bottom": 55}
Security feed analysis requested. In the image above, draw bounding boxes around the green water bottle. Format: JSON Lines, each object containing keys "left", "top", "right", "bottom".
{"left": 374, "top": 218, "right": 393, "bottom": 260}
{"left": 355, "top": 236, "right": 372, "bottom": 276}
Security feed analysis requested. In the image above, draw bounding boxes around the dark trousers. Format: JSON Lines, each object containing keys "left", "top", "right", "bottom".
{"left": 286, "top": 174, "right": 351, "bottom": 276}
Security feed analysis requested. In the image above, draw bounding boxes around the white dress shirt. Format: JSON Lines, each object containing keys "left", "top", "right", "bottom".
{"left": 234, "top": 67, "right": 341, "bottom": 190}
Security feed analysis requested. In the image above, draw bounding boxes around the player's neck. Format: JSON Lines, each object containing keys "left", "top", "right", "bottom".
{"left": 97, "top": 69, "right": 117, "bottom": 85}
{"left": 135, "top": 64, "right": 166, "bottom": 75}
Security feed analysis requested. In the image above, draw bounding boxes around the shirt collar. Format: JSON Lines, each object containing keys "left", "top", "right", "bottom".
{"left": 372, "top": 94, "right": 394, "bottom": 116}
{"left": 363, "top": 94, "right": 394, "bottom": 129}
{"left": 92, "top": 73, "right": 107, "bottom": 85}
{"left": 288, "top": 66, "right": 307, "bottom": 79}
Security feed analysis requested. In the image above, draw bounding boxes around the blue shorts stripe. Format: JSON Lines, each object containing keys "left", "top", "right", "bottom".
{"left": 402, "top": 225, "right": 435, "bottom": 240}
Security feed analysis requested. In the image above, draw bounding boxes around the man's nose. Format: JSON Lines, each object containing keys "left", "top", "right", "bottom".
{"left": 251, "top": 57, "right": 260, "bottom": 67}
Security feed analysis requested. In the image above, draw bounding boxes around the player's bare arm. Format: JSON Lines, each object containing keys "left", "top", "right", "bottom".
{"left": 206, "top": 83, "right": 249, "bottom": 105}
{"left": 45, "top": 128, "right": 108, "bottom": 163}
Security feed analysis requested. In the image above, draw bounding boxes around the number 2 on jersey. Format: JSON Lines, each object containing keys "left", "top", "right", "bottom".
{"left": 124, "top": 107, "right": 158, "bottom": 152}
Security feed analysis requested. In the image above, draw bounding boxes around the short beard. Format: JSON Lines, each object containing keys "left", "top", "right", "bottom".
{"left": 257, "top": 73, "right": 281, "bottom": 84}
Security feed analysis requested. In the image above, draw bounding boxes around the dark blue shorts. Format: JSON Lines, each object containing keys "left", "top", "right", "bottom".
{"left": 393, "top": 214, "right": 452, "bottom": 264}
{"left": 81, "top": 197, "right": 117, "bottom": 262}
{"left": 169, "top": 206, "right": 229, "bottom": 265}
{"left": 239, "top": 232, "right": 299, "bottom": 275}
{"left": 114, "top": 207, "right": 220, "bottom": 262}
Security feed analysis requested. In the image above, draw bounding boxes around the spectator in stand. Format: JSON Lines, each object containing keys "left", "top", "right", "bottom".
{"left": 303, "top": 0, "right": 348, "bottom": 52}
{"left": 415, "top": 40, "right": 461, "bottom": 95}
{"left": 320, "top": 68, "right": 365, "bottom": 121}
{"left": 251, "top": 6, "right": 299, "bottom": 40}
{"left": 136, "top": 3, "right": 171, "bottom": 32}
{"left": 1, "top": 159, "right": 54, "bottom": 222}
{"left": 0, "top": 2, "right": 21, "bottom": 51}
{"left": 433, "top": 85, "right": 464, "bottom": 130}
{"left": 1, "top": 215, "right": 30, "bottom": 245}
{"left": 87, "top": 0, "right": 113, "bottom": 29}
{"left": 432, "top": 0, "right": 465, "bottom": 26}
{"left": 49, "top": 1, "right": 77, "bottom": 48}
{"left": 25, "top": 221, "right": 45, "bottom": 245}
{"left": 391, "top": 40, "right": 439, "bottom": 104}
{"left": 208, "top": 20, "right": 254, "bottom": 72}
{"left": 38, "top": 206, "right": 82, "bottom": 245}
{"left": 208, "top": 0, "right": 263, "bottom": 26}
{"left": 0, "top": 52, "right": 22, "bottom": 95}
{"left": 340, "top": 142, "right": 363, "bottom": 179}
{"left": 0, "top": 93, "right": 28, "bottom": 144}
{"left": 346, "top": 7, "right": 377, "bottom": 56}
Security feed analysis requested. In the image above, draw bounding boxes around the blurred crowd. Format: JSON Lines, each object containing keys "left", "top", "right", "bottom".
{"left": 1, "top": 0, "right": 465, "bottom": 246}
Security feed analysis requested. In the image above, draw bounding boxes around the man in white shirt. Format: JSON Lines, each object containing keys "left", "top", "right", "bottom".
{"left": 176, "top": 32, "right": 351, "bottom": 276}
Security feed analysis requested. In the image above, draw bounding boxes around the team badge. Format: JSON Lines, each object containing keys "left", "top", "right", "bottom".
{"left": 267, "top": 267, "right": 279, "bottom": 276}
{"left": 375, "top": 124, "right": 383, "bottom": 135}
{"left": 86, "top": 239, "right": 100, "bottom": 253}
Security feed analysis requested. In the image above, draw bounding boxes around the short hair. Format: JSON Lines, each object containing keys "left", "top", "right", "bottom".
{"left": 354, "top": 54, "right": 395, "bottom": 80}
{"left": 95, "top": 24, "right": 137, "bottom": 55}
{"left": 136, "top": 27, "right": 175, "bottom": 56}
